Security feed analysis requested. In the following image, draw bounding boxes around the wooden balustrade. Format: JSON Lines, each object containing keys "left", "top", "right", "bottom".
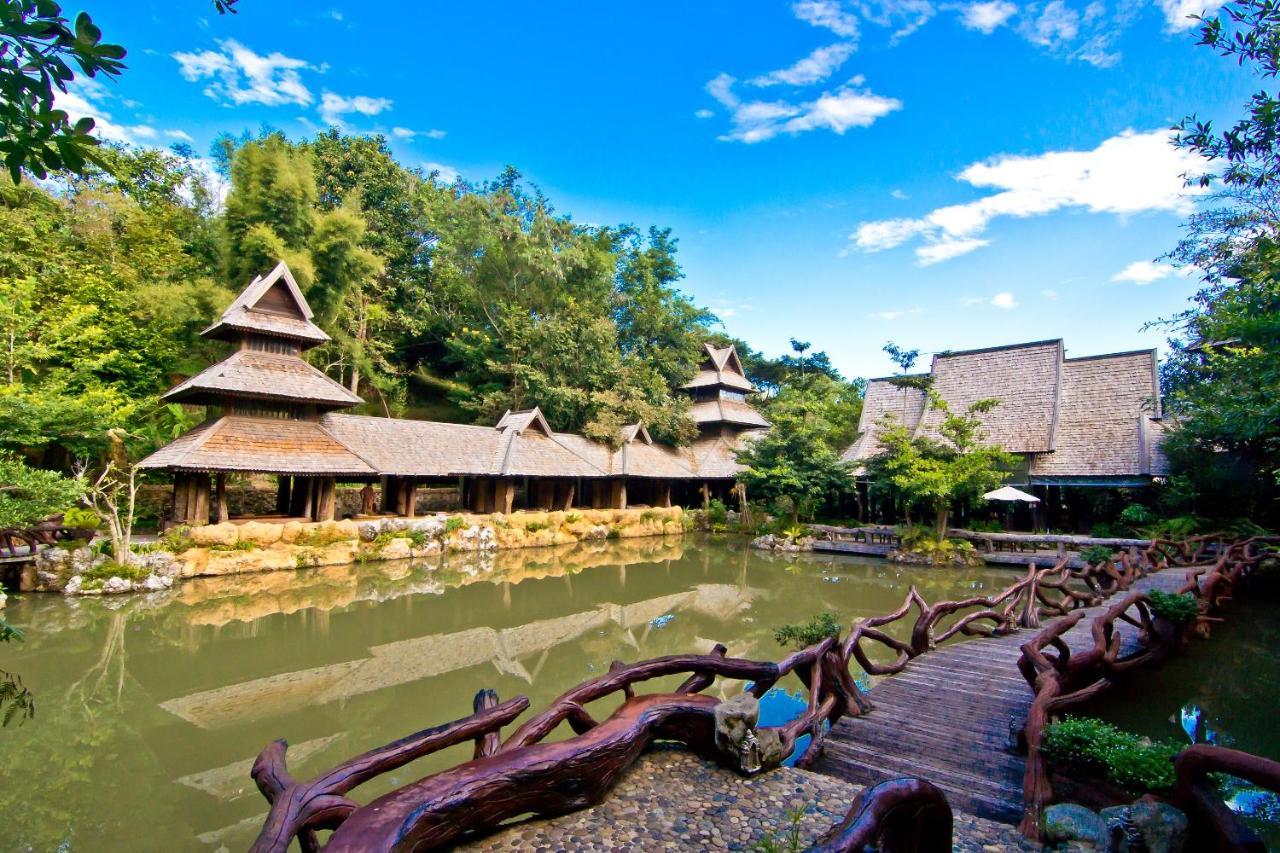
{"left": 244, "top": 533, "right": 1275, "bottom": 851}
{"left": 1015, "top": 535, "right": 1279, "bottom": 840}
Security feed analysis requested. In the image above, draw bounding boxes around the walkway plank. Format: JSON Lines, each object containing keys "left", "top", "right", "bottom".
{"left": 810, "top": 567, "right": 1188, "bottom": 826}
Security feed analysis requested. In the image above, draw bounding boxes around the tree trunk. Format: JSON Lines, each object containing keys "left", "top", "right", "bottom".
{"left": 934, "top": 504, "right": 949, "bottom": 541}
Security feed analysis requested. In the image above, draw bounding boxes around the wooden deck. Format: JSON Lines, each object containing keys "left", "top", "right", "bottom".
{"left": 809, "top": 567, "right": 1189, "bottom": 825}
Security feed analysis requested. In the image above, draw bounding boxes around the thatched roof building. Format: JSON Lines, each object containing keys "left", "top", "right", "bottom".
{"left": 140, "top": 263, "right": 768, "bottom": 524}
{"left": 842, "top": 340, "right": 1167, "bottom": 486}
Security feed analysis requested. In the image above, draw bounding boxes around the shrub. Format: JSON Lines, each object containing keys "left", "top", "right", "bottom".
{"left": 1146, "top": 590, "right": 1199, "bottom": 625}
{"left": 966, "top": 518, "right": 1004, "bottom": 533}
{"left": 638, "top": 510, "right": 659, "bottom": 523}
{"left": 443, "top": 516, "right": 466, "bottom": 535}
{"left": 1042, "top": 716, "right": 1181, "bottom": 793}
{"left": 62, "top": 507, "right": 101, "bottom": 530}
{"left": 774, "top": 611, "right": 841, "bottom": 649}
{"left": 207, "top": 539, "right": 257, "bottom": 552}
{"left": 158, "top": 525, "right": 195, "bottom": 553}
{"left": 1080, "top": 545, "right": 1114, "bottom": 566}
{"left": 1118, "top": 504, "right": 1157, "bottom": 529}
{"left": 80, "top": 560, "right": 148, "bottom": 583}
{"left": 707, "top": 498, "right": 729, "bottom": 527}
{"left": 526, "top": 520, "right": 551, "bottom": 532}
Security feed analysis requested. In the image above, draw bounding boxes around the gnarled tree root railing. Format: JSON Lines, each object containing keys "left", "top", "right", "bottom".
{"left": 245, "top": 533, "right": 1260, "bottom": 851}
{"left": 1016, "top": 536, "right": 1279, "bottom": 840}
{"left": 1174, "top": 744, "right": 1280, "bottom": 852}
{"left": 0, "top": 514, "right": 95, "bottom": 558}
{"left": 810, "top": 777, "right": 953, "bottom": 853}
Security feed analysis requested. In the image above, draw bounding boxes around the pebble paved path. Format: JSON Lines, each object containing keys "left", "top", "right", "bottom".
{"left": 460, "top": 745, "right": 1040, "bottom": 852}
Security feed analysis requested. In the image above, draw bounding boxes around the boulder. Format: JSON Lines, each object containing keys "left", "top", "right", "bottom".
{"left": 141, "top": 573, "right": 173, "bottom": 592}
{"left": 237, "top": 521, "right": 282, "bottom": 547}
{"left": 1043, "top": 804, "right": 1109, "bottom": 849}
{"left": 713, "top": 693, "right": 786, "bottom": 775}
{"left": 279, "top": 521, "right": 307, "bottom": 544}
{"left": 358, "top": 520, "right": 382, "bottom": 542}
{"left": 102, "top": 576, "right": 133, "bottom": 595}
{"left": 378, "top": 537, "right": 413, "bottom": 561}
{"left": 190, "top": 522, "right": 239, "bottom": 547}
{"left": 1101, "top": 801, "right": 1188, "bottom": 853}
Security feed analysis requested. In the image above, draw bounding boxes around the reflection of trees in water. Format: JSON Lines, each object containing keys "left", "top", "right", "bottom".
{"left": 67, "top": 612, "right": 128, "bottom": 713}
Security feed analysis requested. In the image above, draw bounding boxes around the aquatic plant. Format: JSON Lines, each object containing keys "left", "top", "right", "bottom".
{"left": 773, "top": 611, "right": 841, "bottom": 649}
{"left": 1042, "top": 716, "right": 1181, "bottom": 793}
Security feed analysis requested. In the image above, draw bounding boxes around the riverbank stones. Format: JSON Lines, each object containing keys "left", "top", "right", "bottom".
{"left": 458, "top": 746, "right": 1040, "bottom": 852}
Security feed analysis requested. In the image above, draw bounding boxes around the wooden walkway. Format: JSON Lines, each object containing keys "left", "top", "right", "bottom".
{"left": 813, "top": 539, "right": 1088, "bottom": 569}
{"left": 810, "top": 567, "right": 1189, "bottom": 825}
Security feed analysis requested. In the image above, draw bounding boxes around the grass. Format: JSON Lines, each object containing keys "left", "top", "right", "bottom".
{"left": 207, "top": 539, "right": 257, "bottom": 552}
{"left": 79, "top": 560, "right": 149, "bottom": 583}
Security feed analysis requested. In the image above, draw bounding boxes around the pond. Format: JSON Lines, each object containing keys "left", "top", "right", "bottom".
{"left": 0, "top": 536, "right": 1017, "bottom": 852}
{"left": 1094, "top": 588, "right": 1280, "bottom": 849}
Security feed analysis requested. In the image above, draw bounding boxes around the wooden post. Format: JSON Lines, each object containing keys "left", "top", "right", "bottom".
{"left": 496, "top": 478, "right": 515, "bottom": 515}
{"left": 661, "top": 480, "right": 672, "bottom": 508}
{"left": 701, "top": 482, "right": 710, "bottom": 513}
{"left": 404, "top": 478, "right": 418, "bottom": 518}
{"left": 316, "top": 478, "right": 336, "bottom": 522}
{"left": 215, "top": 473, "right": 229, "bottom": 524}
{"left": 276, "top": 476, "right": 292, "bottom": 515}
{"left": 608, "top": 479, "right": 626, "bottom": 510}
{"left": 561, "top": 481, "right": 575, "bottom": 511}
{"left": 171, "top": 474, "right": 188, "bottom": 523}
{"left": 191, "top": 474, "right": 211, "bottom": 527}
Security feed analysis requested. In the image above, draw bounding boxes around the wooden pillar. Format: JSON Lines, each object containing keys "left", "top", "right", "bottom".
{"left": 288, "top": 477, "right": 306, "bottom": 517}
{"left": 215, "top": 473, "right": 229, "bottom": 524}
{"left": 276, "top": 476, "right": 292, "bottom": 515}
{"left": 661, "top": 480, "right": 672, "bottom": 508}
{"left": 404, "top": 478, "right": 418, "bottom": 518}
{"left": 191, "top": 474, "right": 211, "bottom": 527}
{"left": 495, "top": 478, "right": 515, "bottom": 515}
{"left": 608, "top": 479, "right": 627, "bottom": 510}
{"left": 701, "top": 481, "right": 710, "bottom": 513}
{"left": 560, "top": 480, "right": 575, "bottom": 511}
{"left": 171, "top": 474, "right": 188, "bottom": 522}
{"left": 315, "top": 477, "right": 336, "bottom": 522}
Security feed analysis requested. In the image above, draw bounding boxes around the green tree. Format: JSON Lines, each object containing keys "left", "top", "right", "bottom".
{"left": 1154, "top": 0, "right": 1280, "bottom": 525}
{"left": 736, "top": 390, "right": 854, "bottom": 523}
{"left": 870, "top": 393, "right": 1015, "bottom": 538}
{"left": 0, "top": 452, "right": 82, "bottom": 528}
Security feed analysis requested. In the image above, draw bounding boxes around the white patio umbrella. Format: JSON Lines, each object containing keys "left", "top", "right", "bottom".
{"left": 982, "top": 486, "right": 1040, "bottom": 503}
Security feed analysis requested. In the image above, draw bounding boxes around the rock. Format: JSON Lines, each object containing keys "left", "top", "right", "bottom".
{"left": 101, "top": 576, "right": 133, "bottom": 594}
{"left": 713, "top": 693, "right": 785, "bottom": 775}
{"left": 379, "top": 537, "right": 413, "bottom": 561}
{"left": 63, "top": 574, "right": 82, "bottom": 595}
{"left": 1043, "top": 803, "right": 1109, "bottom": 849}
{"left": 238, "top": 521, "right": 283, "bottom": 547}
{"left": 141, "top": 573, "right": 173, "bottom": 592}
{"left": 358, "top": 521, "right": 382, "bottom": 542}
{"left": 1100, "top": 801, "right": 1188, "bottom": 853}
{"left": 190, "top": 522, "right": 239, "bottom": 547}
{"left": 407, "top": 518, "right": 444, "bottom": 538}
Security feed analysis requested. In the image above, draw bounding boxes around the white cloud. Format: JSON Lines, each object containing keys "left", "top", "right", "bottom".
{"left": 54, "top": 83, "right": 159, "bottom": 147}
{"left": 869, "top": 307, "right": 924, "bottom": 320}
{"left": 319, "top": 92, "right": 392, "bottom": 126}
{"left": 694, "top": 108, "right": 715, "bottom": 119}
{"left": 1041, "top": 288, "right": 1059, "bottom": 299}
{"left": 392, "top": 126, "right": 446, "bottom": 140}
{"left": 793, "top": 0, "right": 861, "bottom": 37}
{"left": 890, "top": 188, "right": 910, "bottom": 200}
{"left": 1027, "top": 0, "right": 1079, "bottom": 45}
{"left": 424, "top": 162, "right": 460, "bottom": 185}
{"left": 173, "top": 39, "right": 315, "bottom": 107}
{"left": 917, "top": 236, "right": 989, "bottom": 264}
{"left": 960, "top": 0, "right": 1018, "bottom": 32}
{"left": 991, "top": 291, "right": 1018, "bottom": 308}
{"left": 849, "top": 129, "right": 1203, "bottom": 264}
{"left": 716, "top": 76, "right": 901, "bottom": 143}
{"left": 1111, "top": 259, "right": 1191, "bottom": 284}
{"left": 164, "top": 129, "right": 195, "bottom": 143}
{"left": 1155, "top": 0, "right": 1217, "bottom": 30}
{"left": 861, "top": 0, "right": 939, "bottom": 41}
{"left": 749, "top": 43, "right": 856, "bottom": 86}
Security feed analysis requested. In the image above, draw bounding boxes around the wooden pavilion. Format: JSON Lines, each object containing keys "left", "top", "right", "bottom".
{"left": 140, "top": 263, "right": 770, "bottom": 525}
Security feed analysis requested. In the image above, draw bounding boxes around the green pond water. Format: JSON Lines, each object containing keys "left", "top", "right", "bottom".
{"left": 1, "top": 537, "right": 1019, "bottom": 852}
{"left": 1093, "top": 589, "right": 1280, "bottom": 849}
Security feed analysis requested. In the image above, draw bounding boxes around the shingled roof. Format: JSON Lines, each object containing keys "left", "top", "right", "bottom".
{"left": 681, "top": 343, "right": 756, "bottom": 393}
{"left": 844, "top": 340, "right": 1167, "bottom": 482}
{"left": 162, "top": 349, "right": 363, "bottom": 409}
{"left": 137, "top": 417, "right": 376, "bottom": 476}
{"left": 690, "top": 399, "right": 771, "bottom": 428}
{"left": 202, "top": 262, "right": 330, "bottom": 348}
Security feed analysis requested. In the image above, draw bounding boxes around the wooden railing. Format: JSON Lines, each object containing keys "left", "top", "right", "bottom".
{"left": 244, "top": 534, "right": 1265, "bottom": 851}
{"left": 1174, "top": 744, "right": 1280, "bottom": 852}
{"left": 1016, "top": 535, "right": 1279, "bottom": 840}
{"left": 0, "top": 514, "right": 95, "bottom": 558}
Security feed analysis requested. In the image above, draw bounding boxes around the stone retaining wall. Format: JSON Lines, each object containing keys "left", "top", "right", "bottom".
{"left": 173, "top": 506, "right": 686, "bottom": 579}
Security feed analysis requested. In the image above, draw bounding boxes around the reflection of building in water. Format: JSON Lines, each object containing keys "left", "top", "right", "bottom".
{"left": 160, "top": 581, "right": 757, "bottom": 729}
{"left": 175, "top": 734, "right": 341, "bottom": 799}
{"left": 171, "top": 539, "right": 686, "bottom": 628}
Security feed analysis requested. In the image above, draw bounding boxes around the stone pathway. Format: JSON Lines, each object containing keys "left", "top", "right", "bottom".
{"left": 460, "top": 745, "right": 1040, "bottom": 852}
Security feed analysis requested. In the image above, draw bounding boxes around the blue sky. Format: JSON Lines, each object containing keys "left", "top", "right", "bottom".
{"left": 66, "top": 1, "right": 1257, "bottom": 379}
